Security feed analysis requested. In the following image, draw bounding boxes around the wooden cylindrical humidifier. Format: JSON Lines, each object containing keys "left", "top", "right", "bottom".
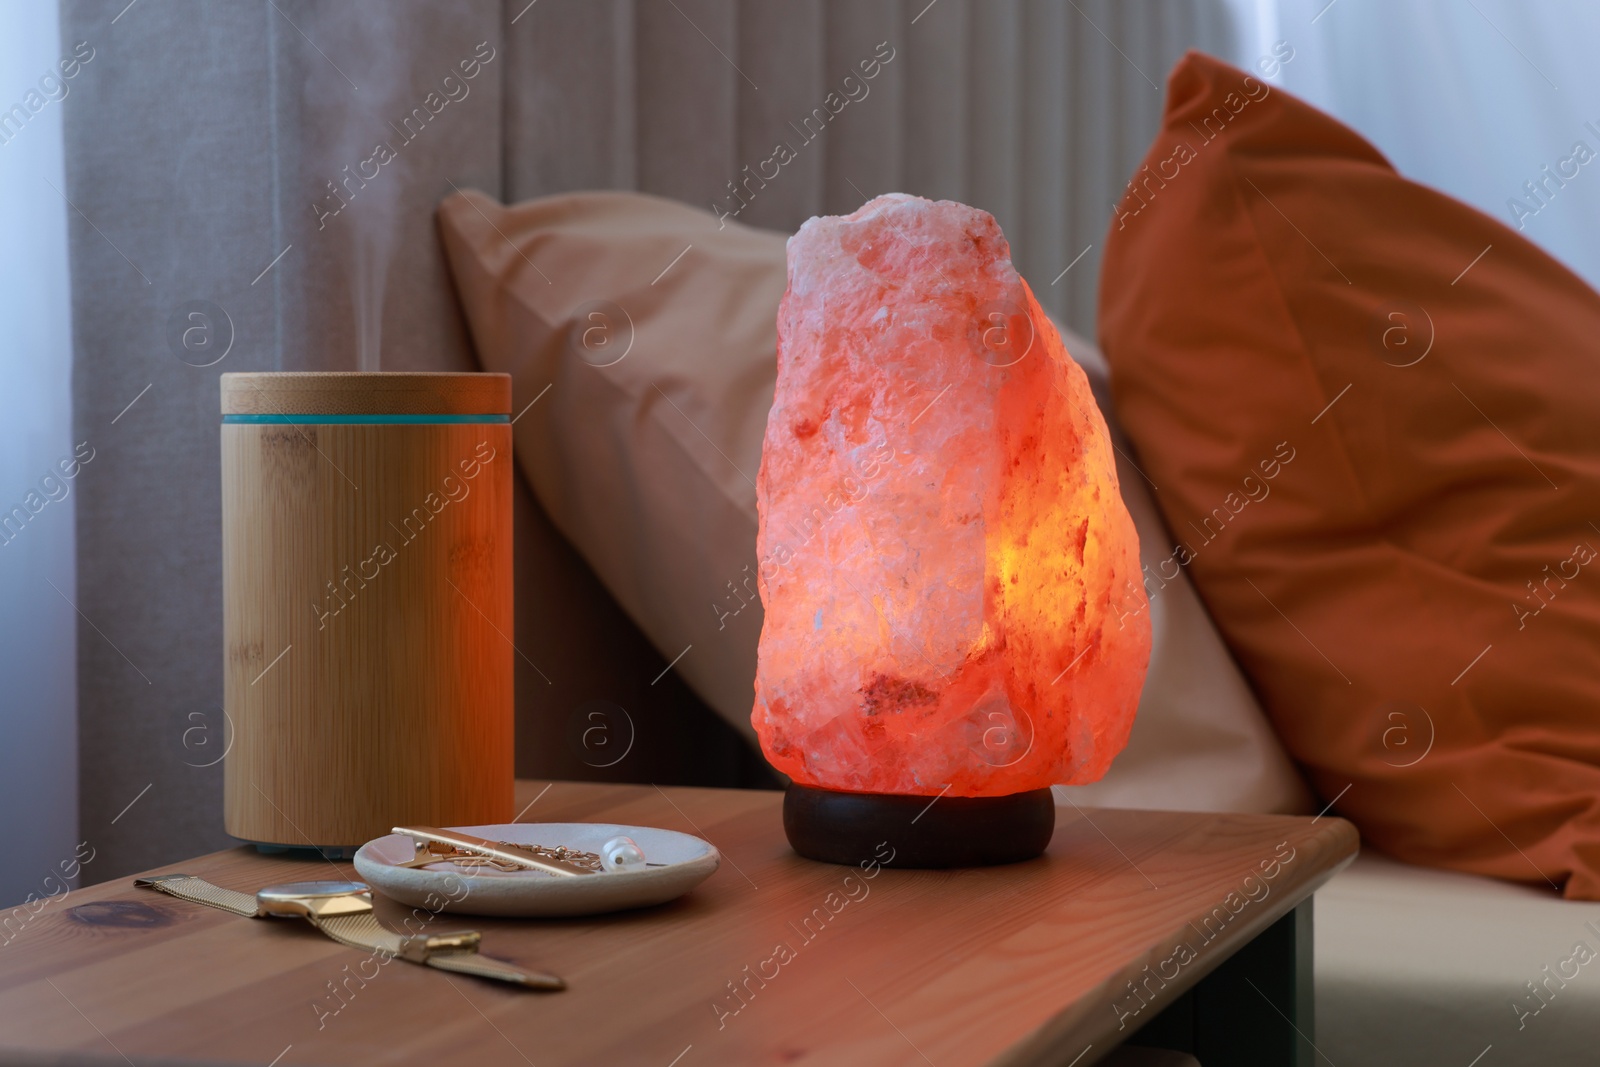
{"left": 221, "top": 372, "right": 513, "bottom": 853}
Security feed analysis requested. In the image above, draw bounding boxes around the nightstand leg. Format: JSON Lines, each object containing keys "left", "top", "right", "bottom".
{"left": 1129, "top": 900, "right": 1317, "bottom": 1067}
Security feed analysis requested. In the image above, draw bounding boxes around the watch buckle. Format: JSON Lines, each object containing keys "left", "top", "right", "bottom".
{"left": 398, "top": 930, "right": 482, "bottom": 962}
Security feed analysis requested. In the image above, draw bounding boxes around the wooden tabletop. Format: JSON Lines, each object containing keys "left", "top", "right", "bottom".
{"left": 0, "top": 782, "right": 1356, "bottom": 1067}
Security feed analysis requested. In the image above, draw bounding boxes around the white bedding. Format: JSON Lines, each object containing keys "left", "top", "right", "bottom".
{"left": 1317, "top": 852, "right": 1600, "bottom": 1065}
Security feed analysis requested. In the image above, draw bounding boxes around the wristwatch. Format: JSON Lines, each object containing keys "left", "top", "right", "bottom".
{"left": 134, "top": 874, "right": 563, "bottom": 990}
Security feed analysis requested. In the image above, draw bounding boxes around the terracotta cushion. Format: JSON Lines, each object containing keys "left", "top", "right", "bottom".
{"left": 1100, "top": 52, "right": 1600, "bottom": 898}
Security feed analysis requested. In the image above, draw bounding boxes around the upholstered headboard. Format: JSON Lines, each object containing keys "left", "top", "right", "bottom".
{"left": 61, "top": 0, "right": 1235, "bottom": 880}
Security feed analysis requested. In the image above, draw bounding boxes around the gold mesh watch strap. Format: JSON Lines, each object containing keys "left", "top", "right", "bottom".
{"left": 315, "top": 914, "right": 564, "bottom": 990}
{"left": 313, "top": 911, "right": 408, "bottom": 954}
{"left": 134, "top": 873, "right": 563, "bottom": 991}
{"left": 422, "top": 948, "right": 567, "bottom": 989}
{"left": 133, "top": 874, "right": 259, "bottom": 917}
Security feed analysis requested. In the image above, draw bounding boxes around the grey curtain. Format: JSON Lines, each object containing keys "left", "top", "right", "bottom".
{"left": 61, "top": 0, "right": 1235, "bottom": 882}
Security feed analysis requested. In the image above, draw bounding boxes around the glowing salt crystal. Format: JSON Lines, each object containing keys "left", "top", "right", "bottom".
{"left": 752, "top": 193, "right": 1150, "bottom": 796}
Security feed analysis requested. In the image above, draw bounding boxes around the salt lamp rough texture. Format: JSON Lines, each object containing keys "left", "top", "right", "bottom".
{"left": 753, "top": 193, "right": 1151, "bottom": 799}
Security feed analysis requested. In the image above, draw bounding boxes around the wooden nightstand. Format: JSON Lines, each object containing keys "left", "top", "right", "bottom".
{"left": 0, "top": 781, "right": 1355, "bottom": 1066}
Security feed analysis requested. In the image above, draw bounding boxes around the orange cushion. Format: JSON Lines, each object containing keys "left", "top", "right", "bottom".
{"left": 1100, "top": 51, "right": 1600, "bottom": 899}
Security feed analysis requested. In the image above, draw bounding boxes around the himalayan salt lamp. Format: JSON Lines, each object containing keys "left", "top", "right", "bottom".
{"left": 753, "top": 194, "right": 1150, "bottom": 867}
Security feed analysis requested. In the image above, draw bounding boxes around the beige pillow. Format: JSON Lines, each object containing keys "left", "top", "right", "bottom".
{"left": 437, "top": 189, "right": 1311, "bottom": 814}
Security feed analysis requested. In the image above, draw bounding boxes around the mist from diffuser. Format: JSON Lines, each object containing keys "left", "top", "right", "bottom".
{"left": 752, "top": 194, "right": 1151, "bottom": 805}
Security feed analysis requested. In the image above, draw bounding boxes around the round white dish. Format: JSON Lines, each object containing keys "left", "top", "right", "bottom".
{"left": 354, "top": 822, "right": 721, "bottom": 918}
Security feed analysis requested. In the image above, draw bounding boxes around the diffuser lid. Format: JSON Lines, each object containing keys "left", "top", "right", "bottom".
{"left": 220, "top": 372, "right": 511, "bottom": 416}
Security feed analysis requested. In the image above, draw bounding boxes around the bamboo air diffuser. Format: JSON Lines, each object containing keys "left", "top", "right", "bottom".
{"left": 221, "top": 372, "right": 514, "bottom": 854}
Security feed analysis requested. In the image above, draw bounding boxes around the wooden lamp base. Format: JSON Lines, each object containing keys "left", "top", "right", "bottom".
{"left": 782, "top": 784, "right": 1055, "bottom": 868}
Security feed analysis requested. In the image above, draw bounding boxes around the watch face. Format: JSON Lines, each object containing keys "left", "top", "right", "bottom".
{"left": 257, "top": 880, "right": 370, "bottom": 903}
